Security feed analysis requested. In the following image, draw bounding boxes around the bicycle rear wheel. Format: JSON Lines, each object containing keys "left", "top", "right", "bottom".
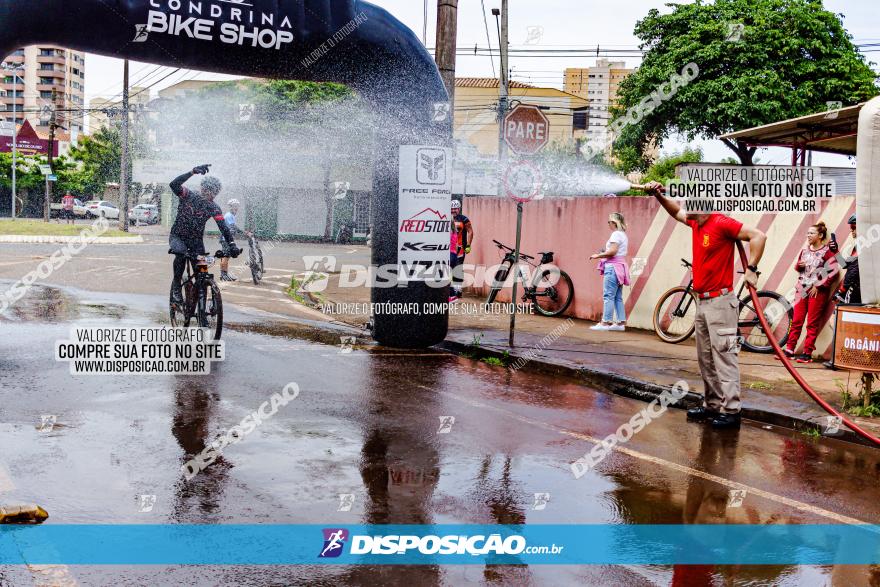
{"left": 486, "top": 264, "right": 510, "bottom": 305}
{"left": 653, "top": 286, "right": 697, "bottom": 343}
{"left": 738, "top": 291, "right": 792, "bottom": 353}
{"left": 197, "top": 280, "right": 223, "bottom": 340}
{"left": 532, "top": 268, "right": 574, "bottom": 317}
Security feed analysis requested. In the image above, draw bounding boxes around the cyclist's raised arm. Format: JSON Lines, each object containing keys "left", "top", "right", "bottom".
{"left": 645, "top": 181, "right": 687, "bottom": 225}
{"left": 171, "top": 165, "right": 210, "bottom": 198}
{"left": 170, "top": 171, "right": 194, "bottom": 199}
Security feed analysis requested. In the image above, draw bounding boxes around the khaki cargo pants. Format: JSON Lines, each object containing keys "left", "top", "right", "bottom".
{"left": 694, "top": 293, "right": 742, "bottom": 414}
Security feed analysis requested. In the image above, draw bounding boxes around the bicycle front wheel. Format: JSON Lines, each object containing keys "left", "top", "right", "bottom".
{"left": 653, "top": 286, "right": 697, "bottom": 343}
{"left": 250, "top": 242, "right": 264, "bottom": 285}
{"left": 486, "top": 264, "right": 510, "bottom": 305}
{"left": 532, "top": 268, "right": 574, "bottom": 317}
{"left": 738, "top": 291, "right": 792, "bottom": 353}
{"left": 197, "top": 280, "right": 224, "bottom": 340}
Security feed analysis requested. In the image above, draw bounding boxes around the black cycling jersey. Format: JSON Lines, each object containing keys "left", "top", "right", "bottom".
{"left": 169, "top": 172, "right": 235, "bottom": 245}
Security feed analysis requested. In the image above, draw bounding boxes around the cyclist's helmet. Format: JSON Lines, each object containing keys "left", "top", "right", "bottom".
{"left": 849, "top": 213, "right": 857, "bottom": 225}
{"left": 227, "top": 199, "right": 241, "bottom": 207}
{"left": 201, "top": 176, "right": 222, "bottom": 196}
{"left": 451, "top": 199, "right": 461, "bottom": 210}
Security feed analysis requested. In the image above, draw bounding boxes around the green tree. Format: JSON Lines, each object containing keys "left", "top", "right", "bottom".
{"left": 611, "top": 0, "right": 878, "bottom": 171}
{"left": 642, "top": 147, "right": 703, "bottom": 184}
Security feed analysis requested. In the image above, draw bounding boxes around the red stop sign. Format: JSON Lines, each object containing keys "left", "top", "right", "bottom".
{"left": 503, "top": 105, "right": 550, "bottom": 155}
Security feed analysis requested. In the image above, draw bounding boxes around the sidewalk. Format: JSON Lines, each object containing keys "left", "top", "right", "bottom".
{"left": 293, "top": 261, "right": 879, "bottom": 445}
{"left": 439, "top": 296, "right": 880, "bottom": 443}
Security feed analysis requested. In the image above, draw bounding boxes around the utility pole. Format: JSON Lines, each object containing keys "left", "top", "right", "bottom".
{"left": 11, "top": 72, "right": 17, "bottom": 219}
{"left": 44, "top": 88, "right": 58, "bottom": 223}
{"left": 119, "top": 59, "right": 130, "bottom": 232}
{"left": 2, "top": 63, "right": 24, "bottom": 219}
{"left": 492, "top": 1, "right": 521, "bottom": 347}
{"left": 494, "top": 2, "right": 509, "bottom": 184}
{"left": 435, "top": 0, "right": 458, "bottom": 109}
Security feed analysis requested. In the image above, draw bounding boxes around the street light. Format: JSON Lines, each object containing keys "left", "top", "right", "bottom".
{"left": 1, "top": 62, "right": 24, "bottom": 219}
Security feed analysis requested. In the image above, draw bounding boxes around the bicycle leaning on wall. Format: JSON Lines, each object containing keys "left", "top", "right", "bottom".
{"left": 486, "top": 240, "right": 574, "bottom": 317}
{"left": 653, "top": 258, "right": 793, "bottom": 353}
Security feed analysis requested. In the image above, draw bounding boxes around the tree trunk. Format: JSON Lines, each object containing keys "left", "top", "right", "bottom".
{"left": 721, "top": 138, "right": 756, "bottom": 166}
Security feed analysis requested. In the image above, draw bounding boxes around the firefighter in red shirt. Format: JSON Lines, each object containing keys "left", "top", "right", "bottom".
{"left": 645, "top": 181, "right": 767, "bottom": 429}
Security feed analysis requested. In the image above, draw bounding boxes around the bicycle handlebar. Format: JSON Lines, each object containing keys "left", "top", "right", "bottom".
{"left": 493, "top": 240, "right": 535, "bottom": 260}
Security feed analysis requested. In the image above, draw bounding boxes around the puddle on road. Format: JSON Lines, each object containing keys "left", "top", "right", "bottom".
{"left": 0, "top": 285, "right": 129, "bottom": 323}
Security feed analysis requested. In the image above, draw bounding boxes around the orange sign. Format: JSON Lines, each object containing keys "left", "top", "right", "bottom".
{"left": 833, "top": 306, "right": 880, "bottom": 373}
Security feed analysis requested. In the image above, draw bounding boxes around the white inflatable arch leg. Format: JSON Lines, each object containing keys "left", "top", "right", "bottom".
{"left": 856, "top": 97, "right": 880, "bottom": 304}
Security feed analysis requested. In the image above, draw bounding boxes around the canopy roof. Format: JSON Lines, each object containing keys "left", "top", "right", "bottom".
{"left": 720, "top": 103, "right": 863, "bottom": 156}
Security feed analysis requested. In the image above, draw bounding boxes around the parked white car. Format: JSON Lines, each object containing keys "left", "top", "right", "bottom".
{"left": 85, "top": 200, "right": 120, "bottom": 220}
{"left": 49, "top": 198, "right": 88, "bottom": 218}
{"left": 129, "top": 204, "right": 160, "bottom": 225}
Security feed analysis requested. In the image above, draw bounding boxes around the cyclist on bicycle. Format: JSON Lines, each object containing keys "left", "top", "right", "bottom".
{"left": 219, "top": 198, "right": 245, "bottom": 281}
{"left": 168, "top": 164, "right": 240, "bottom": 305}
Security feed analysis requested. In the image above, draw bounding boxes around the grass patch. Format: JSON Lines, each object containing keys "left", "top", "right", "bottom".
{"left": 747, "top": 381, "right": 772, "bottom": 390}
{"left": 481, "top": 357, "right": 506, "bottom": 367}
{"left": 286, "top": 273, "right": 325, "bottom": 306}
{"left": 480, "top": 351, "right": 512, "bottom": 368}
{"left": 801, "top": 427, "right": 821, "bottom": 439}
{"left": 0, "top": 219, "right": 134, "bottom": 238}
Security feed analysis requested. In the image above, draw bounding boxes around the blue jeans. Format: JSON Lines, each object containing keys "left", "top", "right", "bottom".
{"left": 602, "top": 266, "right": 625, "bottom": 322}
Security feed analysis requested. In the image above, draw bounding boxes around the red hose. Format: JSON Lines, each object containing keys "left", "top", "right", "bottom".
{"left": 736, "top": 241, "right": 880, "bottom": 446}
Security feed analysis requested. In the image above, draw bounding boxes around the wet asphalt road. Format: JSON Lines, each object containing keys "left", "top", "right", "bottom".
{"left": 2, "top": 285, "right": 880, "bottom": 586}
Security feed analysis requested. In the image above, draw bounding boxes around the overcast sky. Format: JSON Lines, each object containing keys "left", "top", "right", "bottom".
{"left": 82, "top": 0, "right": 879, "bottom": 166}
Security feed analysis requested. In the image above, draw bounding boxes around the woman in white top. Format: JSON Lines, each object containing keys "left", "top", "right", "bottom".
{"left": 589, "top": 212, "right": 631, "bottom": 331}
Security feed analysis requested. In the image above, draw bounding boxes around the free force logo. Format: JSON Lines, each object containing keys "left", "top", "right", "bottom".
{"left": 416, "top": 148, "right": 446, "bottom": 185}
{"left": 319, "top": 528, "right": 349, "bottom": 558}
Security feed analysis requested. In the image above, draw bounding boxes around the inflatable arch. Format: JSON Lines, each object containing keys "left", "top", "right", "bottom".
{"left": 1, "top": 0, "right": 452, "bottom": 348}
{"left": 856, "top": 96, "right": 880, "bottom": 305}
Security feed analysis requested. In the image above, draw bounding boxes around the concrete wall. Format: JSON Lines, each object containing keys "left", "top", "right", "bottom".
{"left": 464, "top": 195, "right": 858, "bottom": 357}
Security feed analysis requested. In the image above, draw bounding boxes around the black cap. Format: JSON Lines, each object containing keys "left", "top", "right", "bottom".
{"left": 849, "top": 214, "right": 857, "bottom": 224}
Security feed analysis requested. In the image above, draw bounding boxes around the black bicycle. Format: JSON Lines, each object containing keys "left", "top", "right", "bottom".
{"left": 170, "top": 250, "right": 235, "bottom": 340}
{"left": 653, "top": 258, "right": 793, "bottom": 353}
{"left": 246, "top": 232, "right": 264, "bottom": 285}
{"left": 486, "top": 240, "right": 574, "bottom": 317}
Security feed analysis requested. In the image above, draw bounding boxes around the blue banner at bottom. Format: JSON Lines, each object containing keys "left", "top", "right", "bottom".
{"left": 2, "top": 524, "right": 880, "bottom": 565}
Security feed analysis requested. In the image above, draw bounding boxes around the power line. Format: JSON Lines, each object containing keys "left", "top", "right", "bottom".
{"left": 479, "top": 0, "right": 496, "bottom": 78}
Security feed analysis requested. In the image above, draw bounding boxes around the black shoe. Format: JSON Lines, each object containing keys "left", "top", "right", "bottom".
{"left": 686, "top": 407, "right": 719, "bottom": 422}
{"left": 710, "top": 413, "right": 742, "bottom": 429}
{"left": 221, "top": 272, "right": 237, "bottom": 282}
{"left": 795, "top": 354, "right": 814, "bottom": 364}
{"left": 823, "top": 360, "right": 837, "bottom": 371}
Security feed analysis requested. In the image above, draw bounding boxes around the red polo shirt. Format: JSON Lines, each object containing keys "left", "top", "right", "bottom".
{"left": 687, "top": 214, "right": 743, "bottom": 294}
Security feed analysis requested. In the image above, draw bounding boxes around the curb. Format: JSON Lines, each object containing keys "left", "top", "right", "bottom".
{"left": 435, "top": 339, "right": 873, "bottom": 448}
{"left": 0, "top": 235, "right": 143, "bottom": 244}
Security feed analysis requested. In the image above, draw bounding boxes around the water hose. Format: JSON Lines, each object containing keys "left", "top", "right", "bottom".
{"left": 736, "top": 241, "right": 880, "bottom": 446}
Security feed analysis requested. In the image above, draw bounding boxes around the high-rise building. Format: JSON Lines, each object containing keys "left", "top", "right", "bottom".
{"left": 1, "top": 46, "right": 86, "bottom": 137}
{"left": 564, "top": 59, "right": 633, "bottom": 147}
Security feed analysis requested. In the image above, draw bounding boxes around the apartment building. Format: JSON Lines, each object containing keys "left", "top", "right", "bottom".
{"left": 1, "top": 46, "right": 86, "bottom": 137}
{"left": 564, "top": 59, "right": 633, "bottom": 146}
